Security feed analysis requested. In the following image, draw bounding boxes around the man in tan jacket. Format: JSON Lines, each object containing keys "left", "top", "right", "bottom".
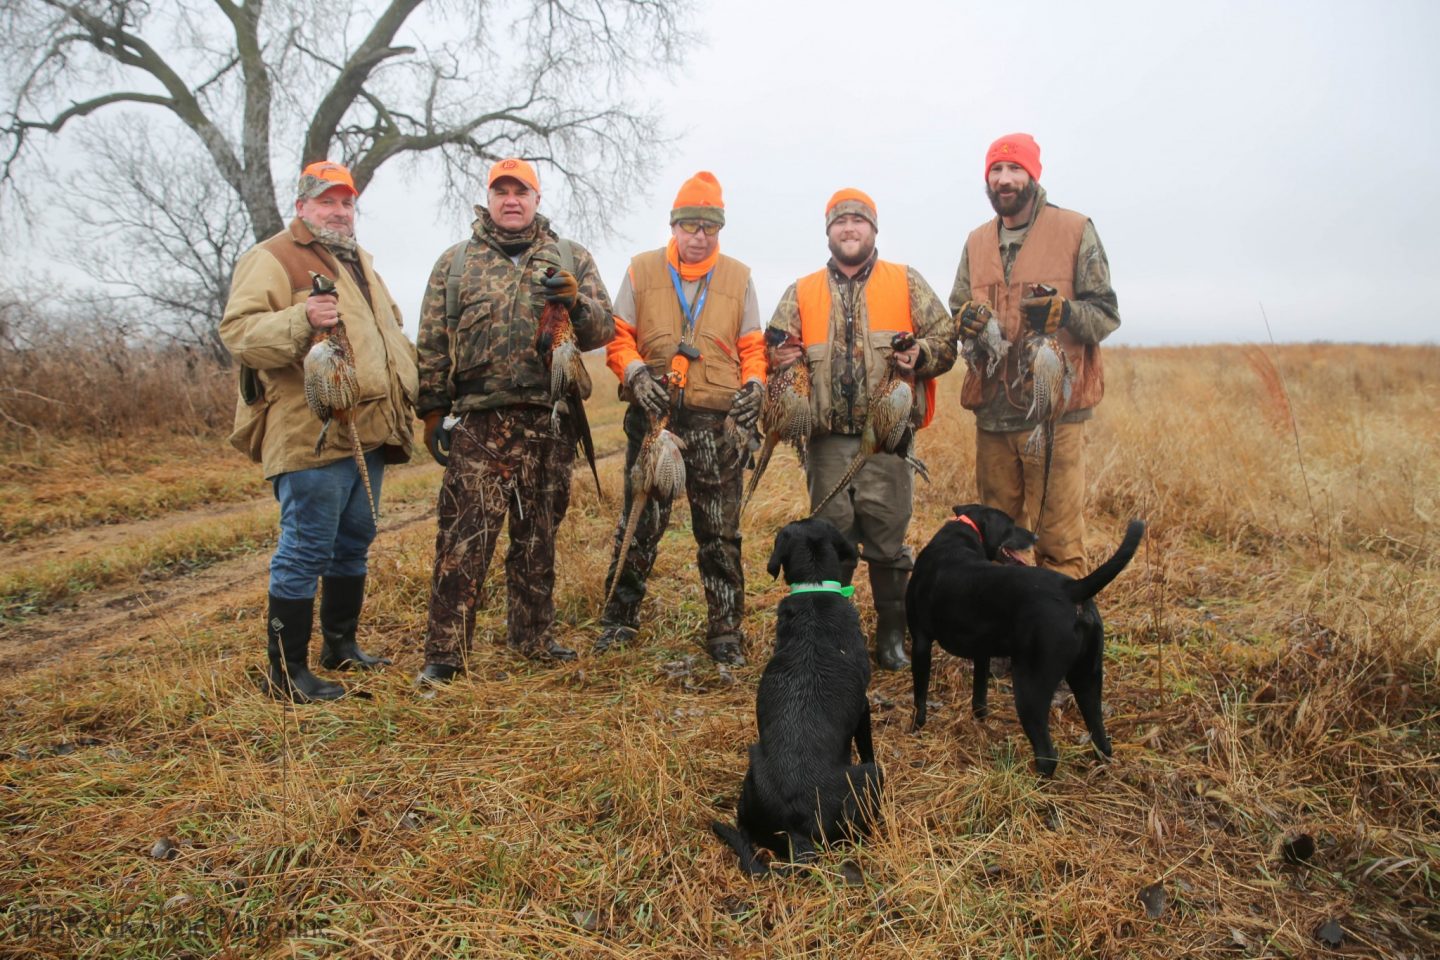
{"left": 950, "top": 133, "right": 1121, "bottom": 577}
{"left": 220, "top": 160, "right": 418, "bottom": 702}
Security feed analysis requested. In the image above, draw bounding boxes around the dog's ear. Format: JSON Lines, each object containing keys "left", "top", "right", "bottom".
{"left": 767, "top": 525, "right": 793, "bottom": 580}
{"left": 976, "top": 506, "right": 1017, "bottom": 560}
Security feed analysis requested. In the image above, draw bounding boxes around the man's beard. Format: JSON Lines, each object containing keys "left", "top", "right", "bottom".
{"left": 303, "top": 218, "right": 359, "bottom": 257}
{"left": 827, "top": 235, "right": 875, "bottom": 268}
{"left": 986, "top": 179, "right": 1036, "bottom": 219}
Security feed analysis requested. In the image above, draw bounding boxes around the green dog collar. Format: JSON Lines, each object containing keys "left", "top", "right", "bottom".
{"left": 788, "top": 581, "right": 855, "bottom": 598}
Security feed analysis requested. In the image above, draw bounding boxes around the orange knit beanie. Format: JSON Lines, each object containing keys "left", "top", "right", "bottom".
{"left": 671, "top": 171, "right": 725, "bottom": 226}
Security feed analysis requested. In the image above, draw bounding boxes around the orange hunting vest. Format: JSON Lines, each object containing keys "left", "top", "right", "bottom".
{"left": 795, "top": 261, "right": 937, "bottom": 429}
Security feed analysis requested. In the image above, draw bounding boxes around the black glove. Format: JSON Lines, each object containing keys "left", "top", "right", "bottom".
{"left": 1020, "top": 287, "right": 1071, "bottom": 335}
{"left": 423, "top": 411, "right": 453, "bottom": 467}
{"left": 540, "top": 269, "right": 579, "bottom": 311}
{"left": 626, "top": 365, "right": 670, "bottom": 419}
{"left": 729, "top": 380, "right": 763, "bottom": 429}
{"left": 956, "top": 300, "right": 994, "bottom": 340}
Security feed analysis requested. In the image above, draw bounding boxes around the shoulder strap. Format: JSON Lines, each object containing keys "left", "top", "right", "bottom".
{"left": 556, "top": 237, "right": 576, "bottom": 275}
{"left": 445, "top": 241, "right": 471, "bottom": 324}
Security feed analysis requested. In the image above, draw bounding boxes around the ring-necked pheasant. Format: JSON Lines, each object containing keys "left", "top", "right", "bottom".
{"left": 810, "top": 331, "right": 928, "bottom": 518}
{"left": 302, "top": 272, "right": 377, "bottom": 521}
{"left": 1021, "top": 330, "right": 1072, "bottom": 531}
{"left": 535, "top": 267, "right": 601, "bottom": 498}
{"left": 740, "top": 327, "right": 812, "bottom": 514}
{"left": 602, "top": 388, "right": 687, "bottom": 614}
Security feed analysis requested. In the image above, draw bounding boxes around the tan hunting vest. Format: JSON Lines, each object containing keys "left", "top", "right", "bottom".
{"left": 961, "top": 204, "right": 1104, "bottom": 413}
{"left": 628, "top": 249, "right": 750, "bottom": 413}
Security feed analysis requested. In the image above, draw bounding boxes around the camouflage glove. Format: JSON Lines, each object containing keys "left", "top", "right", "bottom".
{"left": 1020, "top": 288, "right": 1071, "bottom": 335}
{"left": 728, "top": 380, "right": 764, "bottom": 429}
{"left": 539, "top": 269, "right": 579, "bottom": 311}
{"left": 956, "top": 300, "right": 994, "bottom": 340}
{"left": 625, "top": 363, "right": 670, "bottom": 419}
{"left": 423, "top": 411, "right": 453, "bottom": 467}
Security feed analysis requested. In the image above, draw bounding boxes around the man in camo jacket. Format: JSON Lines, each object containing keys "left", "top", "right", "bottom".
{"left": 414, "top": 158, "right": 614, "bottom": 684}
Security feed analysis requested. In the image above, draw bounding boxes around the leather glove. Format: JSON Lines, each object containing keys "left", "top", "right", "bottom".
{"left": 423, "top": 411, "right": 453, "bottom": 467}
{"left": 540, "top": 269, "right": 579, "bottom": 311}
{"left": 728, "top": 380, "right": 763, "bottom": 429}
{"left": 1020, "top": 286, "right": 1071, "bottom": 335}
{"left": 956, "top": 300, "right": 994, "bottom": 340}
{"left": 625, "top": 363, "right": 670, "bottom": 419}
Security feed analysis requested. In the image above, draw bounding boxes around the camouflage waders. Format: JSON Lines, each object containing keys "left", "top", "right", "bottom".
{"left": 423, "top": 406, "right": 575, "bottom": 665}
{"left": 600, "top": 405, "right": 745, "bottom": 649}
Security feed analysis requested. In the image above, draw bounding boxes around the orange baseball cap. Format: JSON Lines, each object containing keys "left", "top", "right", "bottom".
{"left": 488, "top": 157, "right": 541, "bottom": 192}
{"left": 297, "top": 160, "right": 357, "bottom": 199}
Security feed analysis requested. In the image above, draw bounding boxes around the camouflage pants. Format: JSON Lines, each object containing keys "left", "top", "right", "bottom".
{"left": 423, "top": 406, "right": 575, "bottom": 666}
{"left": 600, "top": 405, "right": 745, "bottom": 643}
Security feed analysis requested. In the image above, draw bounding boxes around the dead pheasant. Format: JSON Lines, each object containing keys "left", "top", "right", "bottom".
{"left": 740, "top": 327, "right": 813, "bottom": 514}
{"left": 602, "top": 393, "right": 687, "bottom": 613}
{"left": 534, "top": 267, "right": 600, "bottom": 498}
{"left": 1021, "top": 330, "right": 1073, "bottom": 530}
{"left": 961, "top": 306, "right": 1010, "bottom": 379}
{"left": 302, "top": 272, "right": 377, "bottom": 521}
{"left": 810, "top": 331, "right": 929, "bottom": 518}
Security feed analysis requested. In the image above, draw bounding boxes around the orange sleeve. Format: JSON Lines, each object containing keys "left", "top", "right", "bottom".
{"left": 738, "top": 328, "right": 768, "bottom": 384}
{"left": 606, "top": 316, "right": 642, "bottom": 381}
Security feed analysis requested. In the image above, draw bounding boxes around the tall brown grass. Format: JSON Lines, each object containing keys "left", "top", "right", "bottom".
{"left": 0, "top": 342, "right": 1435, "bottom": 958}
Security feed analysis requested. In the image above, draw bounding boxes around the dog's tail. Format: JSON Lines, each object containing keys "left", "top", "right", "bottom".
{"left": 711, "top": 820, "right": 770, "bottom": 876}
{"left": 1064, "top": 520, "right": 1145, "bottom": 603}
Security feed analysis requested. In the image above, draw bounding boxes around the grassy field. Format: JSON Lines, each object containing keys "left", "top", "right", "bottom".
{"left": 0, "top": 345, "right": 1435, "bottom": 958}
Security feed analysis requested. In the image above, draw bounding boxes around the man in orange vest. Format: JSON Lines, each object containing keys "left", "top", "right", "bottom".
{"left": 596, "top": 171, "right": 768, "bottom": 666}
{"left": 950, "top": 134, "right": 1121, "bottom": 578}
{"left": 768, "top": 189, "right": 956, "bottom": 671}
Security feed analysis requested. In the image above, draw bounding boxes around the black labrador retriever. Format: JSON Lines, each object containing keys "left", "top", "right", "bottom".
{"left": 909, "top": 504, "right": 1145, "bottom": 776}
{"left": 712, "top": 517, "right": 883, "bottom": 874}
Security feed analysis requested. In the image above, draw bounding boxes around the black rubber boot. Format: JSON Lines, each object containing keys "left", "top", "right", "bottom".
{"left": 593, "top": 623, "right": 638, "bottom": 654}
{"left": 416, "top": 662, "right": 462, "bottom": 688}
{"left": 318, "top": 575, "right": 391, "bottom": 670}
{"left": 870, "top": 566, "right": 911, "bottom": 672}
{"left": 265, "top": 595, "right": 345, "bottom": 703}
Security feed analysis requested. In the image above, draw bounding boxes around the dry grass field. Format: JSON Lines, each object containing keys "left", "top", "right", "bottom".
{"left": 0, "top": 344, "right": 1435, "bottom": 958}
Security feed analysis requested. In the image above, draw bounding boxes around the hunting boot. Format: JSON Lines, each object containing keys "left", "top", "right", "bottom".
{"left": 869, "top": 566, "right": 911, "bottom": 672}
{"left": 265, "top": 595, "right": 345, "bottom": 703}
{"left": 318, "top": 575, "right": 392, "bottom": 670}
{"left": 592, "top": 622, "right": 638, "bottom": 654}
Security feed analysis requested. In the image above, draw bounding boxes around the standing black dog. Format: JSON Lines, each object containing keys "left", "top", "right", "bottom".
{"left": 909, "top": 504, "right": 1145, "bottom": 776}
{"left": 712, "top": 517, "right": 883, "bottom": 874}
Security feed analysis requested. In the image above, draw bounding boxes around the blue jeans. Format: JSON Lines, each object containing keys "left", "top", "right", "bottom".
{"left": 268, "top": 450, "right": 384, "bottom": 600}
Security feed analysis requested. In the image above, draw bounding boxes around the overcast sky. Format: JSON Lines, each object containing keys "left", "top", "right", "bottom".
{"left": 353, "top": 0, "right": 1438, "bottom": 347}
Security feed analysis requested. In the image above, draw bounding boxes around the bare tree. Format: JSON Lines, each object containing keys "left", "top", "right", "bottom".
{"left": 1, "top": 0, "right": 695, "bottom": 244}
{"left": 59, "top": 123, "right": 249, "bottom": 363}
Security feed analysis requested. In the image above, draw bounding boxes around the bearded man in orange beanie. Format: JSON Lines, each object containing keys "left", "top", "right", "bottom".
{"left": 595, "top": 171, "right": 767, "bottom": 666}
{"left": 767, "top": 188, "right": 956, "bottom": 671}
{"left": 949, "top": 133, "right": 1121, "bottom": 578}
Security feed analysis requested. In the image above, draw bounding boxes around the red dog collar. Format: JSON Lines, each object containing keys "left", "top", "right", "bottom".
{"left": 949, "top": 513, "right": 982, "bottom": 542}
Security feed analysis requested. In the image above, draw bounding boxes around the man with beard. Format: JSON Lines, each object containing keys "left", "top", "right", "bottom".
{"left": 767, "top": 188, "right": 955, "bottom": 671}
{"left": 594, "top": 171, "right": 767, "bottom": 667}
{"left": 414, "top": 158, "right": 613, "bottom": 683}
{"left": 949, "top": 133, "right": 1121, "bottom": 578}
{"left": 221, "top": 160, "right": 418, "bottom": 702}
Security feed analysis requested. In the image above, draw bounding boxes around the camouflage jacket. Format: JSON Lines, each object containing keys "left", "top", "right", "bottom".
{"left": 768, "top": 254, "right": 957, "bottom": 436}
{"left": 417, "top": 211, "right": 614, "bottom": 416}
{"left": 948, "top": 187, "right": 1120, "bottom": 432}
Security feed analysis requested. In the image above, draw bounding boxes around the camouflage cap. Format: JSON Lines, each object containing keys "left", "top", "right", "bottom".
{"left": 297, "top": 161, "right": 358, "bottom": 201}
{"left": 825, "top": 188, "right": 877, "bottom": 231}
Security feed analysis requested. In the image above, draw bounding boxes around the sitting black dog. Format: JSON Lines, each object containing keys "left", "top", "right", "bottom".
{"left": 712, "top": 517, "right": 883, "bottom": 874}
{"left": 909, "top": 504, "right": 1145, "bottom": 776}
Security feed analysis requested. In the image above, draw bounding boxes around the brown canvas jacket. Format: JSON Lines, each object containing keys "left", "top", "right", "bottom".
{"left": 220, "top": 219, "right": 419, "bottom": 478}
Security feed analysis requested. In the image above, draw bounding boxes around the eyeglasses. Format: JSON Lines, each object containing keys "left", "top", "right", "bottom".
{"left": 675, "top": 219, "right": 721, "bottom": 236}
